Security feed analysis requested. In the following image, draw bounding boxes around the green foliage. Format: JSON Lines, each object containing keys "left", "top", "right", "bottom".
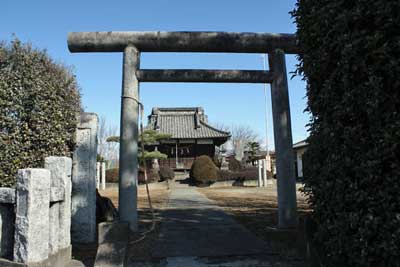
{"left": 106, "top": 129, "right": 171, "bottom": 144}
{"left": 292, "top": 1, "right": 400, "bottom": 266}
{"left": 247, "top": 141, "right": 260, "bottom": 155}
{"left": 0, "top": 39, "right": 81, "bottom": 187}
{"left": 106, "top": 129, "right": 170, "bottom": 160}
{"left": 190, "top": 155, "right": 218, "bottom": 185}
{"left": 140, "top": 129, "right": 171, "bottom": 144}
{"left": 97, "top": 154, "right": 105, "bottom": 162}
{"left": 159, "top": 166, "right": 175, "bottom": 181}
{"left": 142, "top": 150, "right": 167, "bottom": 160}
{"left": 246, "top": 141, "right": 261, "bottom": 164}
{"left": 106, "top": 136, "right": 120, "bottom": 143}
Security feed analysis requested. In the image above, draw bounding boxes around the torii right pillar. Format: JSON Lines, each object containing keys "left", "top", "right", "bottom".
{"left": 269, "top": 49, "right": 298, "bottom": 228}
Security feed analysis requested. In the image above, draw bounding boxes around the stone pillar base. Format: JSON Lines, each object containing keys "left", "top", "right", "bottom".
{"left": 0, "top": 246, "right": 78, "bottom": 267}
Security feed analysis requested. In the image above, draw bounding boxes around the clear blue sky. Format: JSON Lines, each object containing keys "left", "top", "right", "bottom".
{"left": 1, "top": 0, "right": 309, "bottom": 149}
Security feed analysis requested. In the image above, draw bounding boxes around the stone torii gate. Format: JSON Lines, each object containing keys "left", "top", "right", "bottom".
{"left": 67, "top": 31, "right": 299, "bottom": 231}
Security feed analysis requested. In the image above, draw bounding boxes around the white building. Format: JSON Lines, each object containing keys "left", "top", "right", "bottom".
{"left": 293, "top": 139, "right": 308, "bottom": 178}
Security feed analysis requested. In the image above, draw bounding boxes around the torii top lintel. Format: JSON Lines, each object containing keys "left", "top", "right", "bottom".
{"left": 67, "top": 31, "right": 298, "bottom": 54}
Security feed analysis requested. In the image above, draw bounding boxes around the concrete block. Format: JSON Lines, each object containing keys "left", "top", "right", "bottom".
{"left": 71, "top": 113, "right": 98, "bottom": 243}
{"left": 0, "top": 258, "right": 26, "bottom": 267}
{"left": 14, "top": 169, "right": 50, "bottom": 263}
{"left": 0, "top": 188, "right": 16, "bottom": 204}
{"left": 64, "top": 259, "right": 86, "bottom": 267}
{"left": 0, "top": 203, "right": 15, "bottom": 259}
{"left": 94, "top": 243, "right": 126, "bottom": 267}
{"left": 50, "top": 187, "right": 65, "bottom": 202}
{"left": 98, "top": 222, "right": 129, "bottom": 244}
{"left": 48, "top": 202, "right": 60, "bottom": 255}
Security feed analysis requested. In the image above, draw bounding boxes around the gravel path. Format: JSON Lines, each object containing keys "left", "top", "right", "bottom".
{"left": 127, "top": 179, "right": 305, "bottom": 267}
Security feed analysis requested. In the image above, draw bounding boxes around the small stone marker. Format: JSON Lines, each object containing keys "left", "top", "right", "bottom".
{"left": 45, "top": 156, "right": 72, "bottom": 253}
{"left": 258, "top": 160, "right": 262, "bottom": 187}
{"left": 96, "top": 162, "right": 100, "bottom": 189}
{"left": 0, "top": 194, "right": 14, "bottom": 259}
{"left": 101, "top": 162, "right": 106, "bottom": 190}
{"left": 71, "top": 112, "right": 98, "bottom": 243}
{"left": 262, "top": 159, "right": 267, "bottom": 187}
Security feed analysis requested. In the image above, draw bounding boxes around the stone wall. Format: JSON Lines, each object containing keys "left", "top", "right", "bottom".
{"left": 0, "top": 112, "right": 99, "bottom": 266}
{"left": 0, "top": 157, "right": 73, "bottom": 266}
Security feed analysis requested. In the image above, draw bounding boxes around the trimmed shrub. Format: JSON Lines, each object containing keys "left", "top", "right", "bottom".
{"left": 228, "top": 158, "right": 242, "bottom": 171}
{"left": 106, "top": 168, "right": 119, "bottom": 183}
{"left": 212, "top": 155, "right": 222, "bottom": 168}
{"left": 0, "top": 39, "right": 81, "bottom": 187}
{"left": 159, "top": 166, "right": 174, "bottom": 181}
{"left": 217, "top": 167, "right": 273, "bottom": 182}
{"left": 138, "top": 167, "right": 159, "bottom": 184}
{"left": 190, "top": 155, "right": 218, "bottom": 185}
{"left": 217, "top": 170, "right": 232, "bottom": 181}
{"left": 292, "top": 1, "right": 400, "bottom": 266}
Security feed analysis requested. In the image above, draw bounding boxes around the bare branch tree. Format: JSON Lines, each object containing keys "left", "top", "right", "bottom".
{"left": 230, "top": 124, "right": 260, "bottom": 160}
{"left": 212, "top": 122, "right": 260, "bottom": 160}
{"left": 98, "top": 116, "right": 119, "bottom": 168}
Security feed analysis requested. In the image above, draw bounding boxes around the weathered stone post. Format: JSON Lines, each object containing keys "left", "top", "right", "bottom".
{"left": 119, "top": 45, "right": 139, "bottom": 231}
{"left": 101, "top": 162, "right": 106, "bottom": 190}
{"left": 96, "top": 162, "right": 101, "bottom": 189}
{"left": 0, "top": 188, "right": 15, "bottom": 259}
{"left": 269, "top": 49, "right": 298, "bottom": 228}
{"left": 45, "top": 156, "right": 72, "bottom": 253}
{"left": 72, "top": 113, "right": 98, "bottom": 243}
{"left": 265, "top": 154, "right": 271, "bottom": 172}
{"left": 14, "top": 169, "right": 50, "bottom": 263}
{"left": 258, "top": 160, "right": 262, "bottom": 187}
{"left": 262, "top": 159, "right": 267, "bottom": 187}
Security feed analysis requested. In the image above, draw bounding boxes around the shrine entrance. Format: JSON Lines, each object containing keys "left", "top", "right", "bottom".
{"left": 67, "top": 31, "right": 299, "bottom": 231}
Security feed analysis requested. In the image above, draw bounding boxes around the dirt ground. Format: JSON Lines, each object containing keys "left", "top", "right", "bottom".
{"left": 72, "top": 182, "right": 170, "bottom": 266}
{"left": 100, "top": 182, "right": 170, "bottom": 210}
{"left": 198, "top": 183, "right": 312, "bottom": 261}
{"left": 100, "top": 182, "right": 171, "bottom": 262}
{"left": 73, "top": 180, "right": 311, "bottom": 265}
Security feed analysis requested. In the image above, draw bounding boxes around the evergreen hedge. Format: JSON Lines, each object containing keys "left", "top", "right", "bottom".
{"left": 292, "top": 1, "right": 400, "bottom": 266}
{"left": 0, "top": 39, "right": 81, "bottom": 187}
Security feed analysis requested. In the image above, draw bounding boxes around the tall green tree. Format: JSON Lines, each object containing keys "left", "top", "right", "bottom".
{"left": 292, "top": 1, "right": 400, "bottom": 265}
{"left": 0, "top": 39, "right": 81, "bottom": 187}
{"left": 246, "top": 141, "right": 260, "bottom": 166}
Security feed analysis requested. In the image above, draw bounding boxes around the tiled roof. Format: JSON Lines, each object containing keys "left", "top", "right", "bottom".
{"left": 147, "top": 107, "right": 230, "bottom": 139}
{"left": 293, "top": 139, "right": 308, "bottom": 149}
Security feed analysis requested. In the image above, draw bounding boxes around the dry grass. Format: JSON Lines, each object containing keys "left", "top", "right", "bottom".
{"left": 100, "top": 182, "right": 169, "bottom": 210}
{"left": 198, "top": 183, "right": 312, "bottom": 261}
{"left": 72, "top": 182, "right": 170, "bottom": 266}
{"left": 100, "top": 182, "right": 170, "bottom": 261}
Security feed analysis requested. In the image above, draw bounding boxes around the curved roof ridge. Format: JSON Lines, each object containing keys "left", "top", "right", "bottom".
{"left": 199, "top": 120, "right": 231, "bottom": 137}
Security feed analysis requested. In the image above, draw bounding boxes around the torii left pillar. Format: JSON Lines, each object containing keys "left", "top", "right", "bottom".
{"left": 119, "top": 45, "right": 140, "bottom": 231}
